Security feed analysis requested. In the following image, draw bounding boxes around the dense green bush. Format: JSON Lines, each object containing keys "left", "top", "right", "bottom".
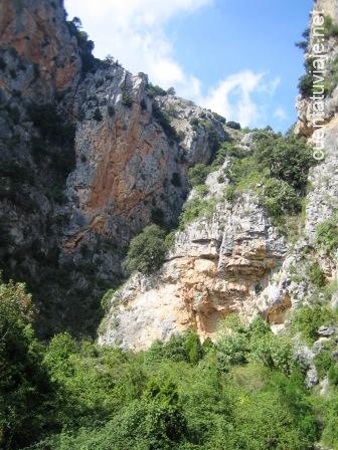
{"left": 67, "top": 17, "right": 97, "bottom": 74}
{"left": 146, "top": 83, "right": 167, "bottom": 98}
{"left": 122, "top": 93, "right": 133, "bottom": 107}
{"left": 1, "top": 291, "right": 332, "bottom": 450}
{"left": 212, "top": 142, "right": 247, "bottom": 167}
{"left": 262, "top": 178, "right": 300, "bottom": 220}
{"left": 325, "top": 56, "right": 338, "bottom": 96}
{"left": 298, "top": 73, "right": 313, "bottom": 97}
{"left": 254, "top": 133, "right": 313, "bottom": 192}
{"left": 315, "top": 211, "right": 338, "bottom": 254}
{"left": 188, "top": 164, "right": 211, "bottom": 187}
{"left": 124, "top": 224, "right": 167, "bottom": 274}
{"left": 179, "top": 197, "right": 216, "bottom": 228}
{"left": 152, "top": 103, "right": 179, "bottom": 142}
{"left": 226, "top": 120, "right": 241, "bottom": 130}
{"left": 28, "top": 103, "right": 75, "bottom": 146}
{"left": 0, "top": 279, "right": 56, "bottom": 449}
{"left": 171, "top": 172, "right": 182, "bottom": 187}
{"left": 93, "top": 107, "right": 103, "bottom": 121}
{"left": 221, "top": 131, "right": 315, "bottom": 226}
{"left": 291, "top": 305, "right": 338, "bottom": 344}
{"left": 295, "top": 27, "right": 310, "bottom": 53}
{"left": 309, "top": 261, "right": 326, "bottom": 288}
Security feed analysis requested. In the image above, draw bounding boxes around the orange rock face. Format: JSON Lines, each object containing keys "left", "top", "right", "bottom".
{"left": 0, "top": 0, "right": 80, "bottom": 94}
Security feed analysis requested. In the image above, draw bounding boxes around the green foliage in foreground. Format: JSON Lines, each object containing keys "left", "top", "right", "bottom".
{"left": 4, "top": 278, "right": 338, "bottom": 449}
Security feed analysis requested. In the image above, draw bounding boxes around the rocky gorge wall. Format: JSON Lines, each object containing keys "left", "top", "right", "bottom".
{"left": 0, "top": 0, "right": 229, "bottom": 336}
{"left": 99, "top": 0, "right": 338, "bottom": 352}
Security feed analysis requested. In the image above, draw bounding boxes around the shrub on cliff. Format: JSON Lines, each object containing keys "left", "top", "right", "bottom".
{"left": 188, "top": 164, "right": 211, "bottom": 187}
{"left": 254, "top": 133, "right": 313, "bottom": 192}
{"left": 262, "top": 178, "right": 300, "bottom": 220}
{"left": 226, "top": 120, "right": 241, "bottom": 130}
{"left": 315, "top": 211, "right": 338, "bottom": 254}
{"left": 323, "top": 15, "right": 338, "bottom": 38}
{"left": 124, "top": 225, "right": 167, "bottom": 274}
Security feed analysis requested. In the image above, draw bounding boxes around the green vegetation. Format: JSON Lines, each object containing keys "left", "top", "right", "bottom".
{"left": 145, "top": 83, "right": 168, "bottom": 98}
{"left": 3, "top": 276, "right": 338, "bottom": 449}
{"left": 66, "top": 17, "right": 97, "bottom": 74}
{"left": 188, "top": 164, "right": 211, "bottom": 187}
{"left": 295, "top": 28, "right": 310, "bottom": 53}
{"left": 181, "top": 131, "right": 314, "bottom": 229}
{"left": 315, "top": 211, "right": 338, "bottom": 254}
{"left": 298, "top": 56, "right": 315, "bottom": 97}
{"left": 27, "top": 102, "right": 76, "bottom": 179}
{"left": 263, "top": 178, "right": 301, "bottom": 218}
{"left": 0, "top": 56, "right": 6, "bottom": 71}
{"left": 291, "top": 304, "right": 338, "bottom": 345}
{"left": 226, "top": 120, "right": 241, "bottom": 130}
{"left": 309, "top": 261, "right": 326, "bottom": 288}
{"left": 0, "top": 279, "right": 56, "bottom": 449}
{"left": 124, "top": 224, "right": 167, "bottom": 274}
{"left": 324, "top": 56, "right": 338, "bottom": 97}
{"left": 179, "top": 197, "right": 216, "bottom": 228}
{"left": 222, "top": 131, "right": 315, "bottom": 226}
{"left": 152, "top": 103, "right": 179, "bottom": 143}
{"left": 171, "top": 172, "right": 182, "bottom": 187}
{"left": 93, "top": 107, "right": 103, "bottom": 121}
{"left": 1, "top": 288, "right": 326, "bottom": 450}
{"left": 121, "top": 92, "right": 133, "bottom": 107}
{"left": 28, "top": 103, "right": 75, "bottom": 147}
{"left": 151, "top": 207, "right": 165, "bottom": 227}
{"left": 323, "top": 15, "right": 338, "bottom": 38}
{"left": 297, "top": 17, "right": 338, "bottom": 98}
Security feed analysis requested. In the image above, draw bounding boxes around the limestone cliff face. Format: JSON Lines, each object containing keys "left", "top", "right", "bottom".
{"left": 64, "top": 67, "right": 228, "bottom": 256}
{"left": 0, "top": 0, "right": 228, "bottom": 335}
{"left": 0, "top": 0, "right": 81, "bottom": 100}
{"left": 296, "top": 0, "right": 338, "bottom": 138}
{"left": 98, "top": 144, "right": 288, "bottom": 350}
{"left": 98, "top": 192, "right": 287, "bottom": 350}
{"left": 295, "top": 0, "right": 338, "bottom": 239}
{"left": 99, "top": 0, "right": 338, "bottom": 350}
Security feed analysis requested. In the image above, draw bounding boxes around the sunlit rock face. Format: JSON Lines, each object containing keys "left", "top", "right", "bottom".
{"left": 98, "top": 187, "right": 288, "bottom": 350}
{"left": 99, "top": 0, "right": 338, "bottom": 350}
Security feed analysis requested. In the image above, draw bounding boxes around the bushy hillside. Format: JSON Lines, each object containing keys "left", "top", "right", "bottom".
{"left": 2, "top": 277, "right": 336, "bottom": 450}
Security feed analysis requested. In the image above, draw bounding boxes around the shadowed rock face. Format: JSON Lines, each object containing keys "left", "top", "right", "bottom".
{"left": 0, "top": 0, "right": 228, "bottom": 336}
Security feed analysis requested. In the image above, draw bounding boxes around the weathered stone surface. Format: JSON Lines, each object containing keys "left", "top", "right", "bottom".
{"left": 0, "top": 0, "right": 230, "bottom": 335}
{"left": 0, "top": 0, "right": 81, "bottom": 99}
{"left": 99, "top": 0, "right": 338, "bottom": 349}
{"left": 98, "top": 191, "right": 287, "bottom": 350}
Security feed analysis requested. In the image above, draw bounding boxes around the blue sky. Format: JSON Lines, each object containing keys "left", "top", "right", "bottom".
{"left": 65, "top": 0, "right": 314, "bottom": 131}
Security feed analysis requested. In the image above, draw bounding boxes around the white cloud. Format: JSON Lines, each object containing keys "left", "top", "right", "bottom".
{"left": 201, "top": 71, "right": 280, "bottom": 126}
{"left": 274, "top": 107, "right": 288, "bottom": 121}
{"left": 65, "top": 0, "right": 280, "bottom": 127}
{"left": 65, "top": 0, "right": 211, "bottom": 80}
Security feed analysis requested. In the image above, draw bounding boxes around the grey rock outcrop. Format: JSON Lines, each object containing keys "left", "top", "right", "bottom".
{"left": 0, "top": 0, "right": 229, "bottom": 336}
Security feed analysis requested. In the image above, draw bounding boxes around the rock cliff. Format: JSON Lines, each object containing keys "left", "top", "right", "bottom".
{"left": 99, "top": 0, "right": 338, "bottom": 350}
{"left": 1, "top": 0, "right": 338, "bottom": 347}
{"left": 0, "top": 0, "right": 229, "bottom": 336}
